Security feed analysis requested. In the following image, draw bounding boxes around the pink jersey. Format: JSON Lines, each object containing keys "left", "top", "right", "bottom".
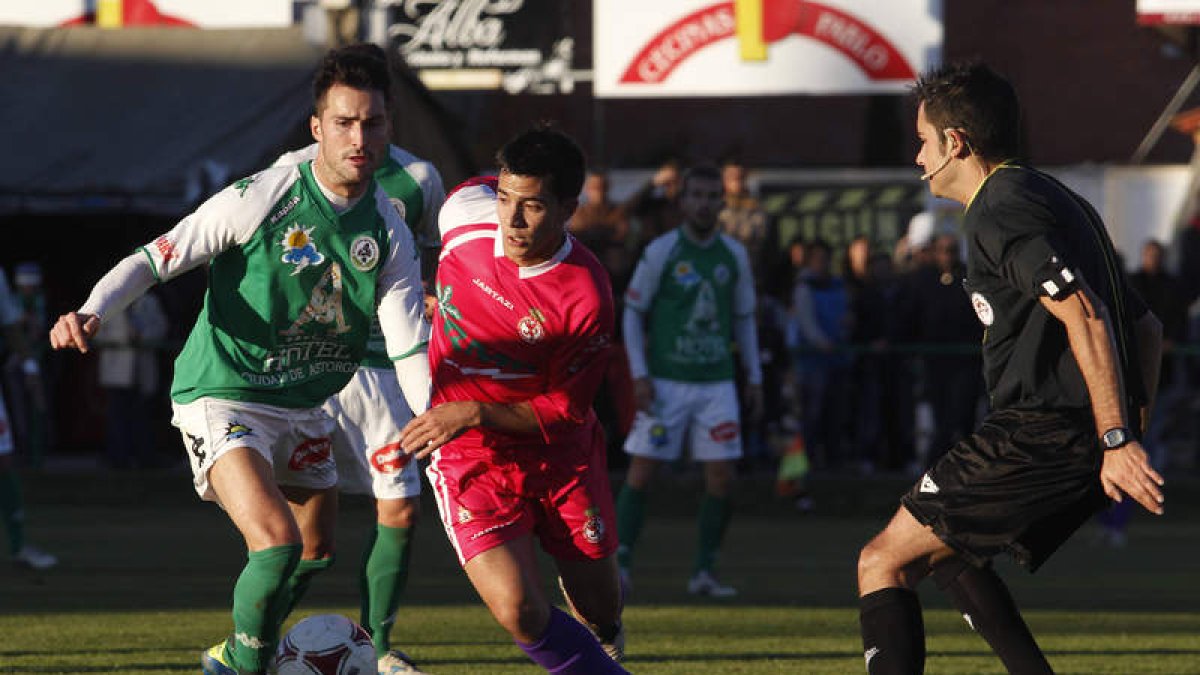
{"left": 429, "top": 177, "right": 615, "bottom": 460}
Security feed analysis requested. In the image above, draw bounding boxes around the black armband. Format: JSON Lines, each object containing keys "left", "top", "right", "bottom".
{"left": 1033, "top": 256, "right": 1078, "bottom": 300}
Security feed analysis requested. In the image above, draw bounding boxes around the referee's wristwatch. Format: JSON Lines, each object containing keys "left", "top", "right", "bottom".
{"left": 1101, "top": 427, "right": 1133, "bottom": 450}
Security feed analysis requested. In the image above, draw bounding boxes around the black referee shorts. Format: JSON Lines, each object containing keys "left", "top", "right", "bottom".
{"left": 901, "top": 408, "right": 1110, "bottom": 572}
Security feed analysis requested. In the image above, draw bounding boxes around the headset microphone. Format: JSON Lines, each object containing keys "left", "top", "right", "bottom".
{"left": 920, "top": 155, "right": 952, "bottom": 181}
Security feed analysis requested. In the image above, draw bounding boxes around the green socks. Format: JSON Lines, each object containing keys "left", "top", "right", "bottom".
{"left": 361, "top": 524, "right": 414, "bottom": 656}
{"left": 227, "top": 543, "right": 302, "bottom": 672}
{"left": 281, "top": 554, "right": 335, "bottom": 619}
{"left": 0, "top": 468, "right": 25, "bottom": 555}
{"left": 615, "top": 484, "right": 646, "bottom": 569}
{"left": 694, "top": 494, "right": 732, "bottom": 575}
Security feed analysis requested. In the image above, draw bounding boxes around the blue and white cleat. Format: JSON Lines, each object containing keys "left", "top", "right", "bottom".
{"left": 200, "top": 641, "right": 238, "bottom": 675}
{"left": 378, "top": 649, "right": 430, "bottom": 674}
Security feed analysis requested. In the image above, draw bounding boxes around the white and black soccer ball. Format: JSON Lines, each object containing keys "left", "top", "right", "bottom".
{"left": 274, "top": 614, "right": 376, "bottom": 675}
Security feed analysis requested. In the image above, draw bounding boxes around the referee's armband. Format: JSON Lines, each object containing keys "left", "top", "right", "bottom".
{"left": 1033, "top": 256, "right": 1078, "bottom": 301}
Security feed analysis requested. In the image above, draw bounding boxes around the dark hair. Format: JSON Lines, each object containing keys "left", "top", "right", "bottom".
{"left": 313, "top": 43, "right": 392, "bottom": 115}
{"left": 496, "top": 125, "right": 586, "bottom": 202}
{"left": 681, "top": 164, "right": 722, "bottom": 193}
{"left": 911, "top": 61, "right": 1020, "bottom": 161}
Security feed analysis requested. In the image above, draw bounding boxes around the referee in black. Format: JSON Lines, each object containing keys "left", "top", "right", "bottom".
{"left": 857, "top": 62, "right": 1165, "bottom": 675}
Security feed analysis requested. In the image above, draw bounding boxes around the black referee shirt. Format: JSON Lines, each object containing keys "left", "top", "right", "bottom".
{"left": 961, "top": 164, "right": 1147, "bottom": 413}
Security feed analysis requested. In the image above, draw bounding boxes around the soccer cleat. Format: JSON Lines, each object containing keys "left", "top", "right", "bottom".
{"left": 200, "top": 641, "right": 238, "bottom": 675}
{"left": 687, "top": 570, "right": 737, "bottom": 598}
{"left": 378, "top": 649, "right": 430, "bottom": 674}
{"left": 14, "top": 544, "right": 57, "bottom": 570}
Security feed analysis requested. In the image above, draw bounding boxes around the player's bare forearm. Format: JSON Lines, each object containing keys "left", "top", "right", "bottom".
{"left": 1040, "top": 287, "right": 1164, "bottom": 514}
{"left": 1039, "top": 286, "right": 1127, "bottom": 436}
{"left": 400, "top": 399, "right": 541, "bottom": 458}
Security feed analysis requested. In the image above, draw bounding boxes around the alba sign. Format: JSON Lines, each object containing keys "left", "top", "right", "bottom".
{"left": 594, "top": 0, "right": 941, "bottom": 97}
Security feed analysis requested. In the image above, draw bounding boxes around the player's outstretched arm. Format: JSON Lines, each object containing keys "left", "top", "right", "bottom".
{"left": 399, "top": 400, "right": 540, "bottom": 459}
{"left": 1039, "top": 284, "right": 1164, "bottom": 515}
{"left": 49, "top": 312, "right": 100, "bottom": 353}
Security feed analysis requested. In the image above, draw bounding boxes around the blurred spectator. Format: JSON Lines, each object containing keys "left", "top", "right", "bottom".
{"left": 719, "top": 158, "right": 776, "bottom": 291}
{"left": 570, "top": 170, "right": 633, "bottom": 297}
{"left": 570, "top": 170, "right": 636, "bottom": 465}
{"left": 0, "top": 269, "right": 55, "bottom": 569}
{"left": 788, "top": 239, "right": 850, "bottom": 468}
{"left": 894, "top": 210, "right": 937, "bottom": 273}
{"left": 7, "top": 263, "right": 49, "bottom": 466}
{"left": 846, "top": 238, "right": 911, "bottom": 472}
{"left": 623, "top": 159, "right": 684, "bottom": 252}
{"left": 908, "top": 233, "right": 983, "bottom": 468}
{"left": 95, "top": 291, "right": 169, "bottom": 469}
{"left": 1128, "top": 239, "right": 1188, "bottom": 468}
{"left": 321, "top": 0, "right": 362, "bottom": 47}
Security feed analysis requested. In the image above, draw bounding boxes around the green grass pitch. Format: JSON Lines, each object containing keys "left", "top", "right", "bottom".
{"left": 2, "top": 470, "right": 1198, "bottom": 673}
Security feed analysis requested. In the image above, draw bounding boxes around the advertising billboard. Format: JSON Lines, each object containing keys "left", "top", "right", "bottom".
{"left": 594, "top": 0, "right": 941, "bottom": 97}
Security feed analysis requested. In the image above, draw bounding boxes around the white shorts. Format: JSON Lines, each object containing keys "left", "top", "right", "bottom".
{"left": 623, "top": 379, "right": 742, "bottom": 462}
{"left": 171, "top": 397, "right": 337, "bottom": 502}
{"left": 0, "top": 388, "right": 12, "bottom": 456}
{"left": 323, "top": 367, "right": 421, "bottom": 500}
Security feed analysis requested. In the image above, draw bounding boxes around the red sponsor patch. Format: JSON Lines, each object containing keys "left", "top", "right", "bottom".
{"left": 710, "top": 421, "right": 740, "bottom": 442}
{"left": 153, "top": 236, "right": 176, "bottom": 263}
{"left": 370, "top": 442, "right": 412, "bottom": 474}
{"left": 288, "top": 437, "right": 332, "bottom": 470}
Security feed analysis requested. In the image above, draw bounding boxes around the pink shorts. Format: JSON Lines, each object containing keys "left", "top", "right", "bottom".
{"left": 425, "top": 425, "right": 617, "bottom": 566}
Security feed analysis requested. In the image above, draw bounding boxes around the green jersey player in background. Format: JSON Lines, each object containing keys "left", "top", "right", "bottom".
{"left": 273, "top": 43, "right": 446, "bottom": 675}
{"left": 616, "top": 165, "right": 763, "bottom": 598}
{"left": 50, "top": 46, "right": 430, "bottom": 675}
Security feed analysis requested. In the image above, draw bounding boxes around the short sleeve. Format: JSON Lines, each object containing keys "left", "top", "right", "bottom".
{"left": 975, "top": 196, "right": 1078, "bottom": 301}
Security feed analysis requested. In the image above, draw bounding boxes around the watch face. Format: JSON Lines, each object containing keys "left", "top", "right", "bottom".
{"left": 1103, "top": 428, "right": 1129, "bottom": 449}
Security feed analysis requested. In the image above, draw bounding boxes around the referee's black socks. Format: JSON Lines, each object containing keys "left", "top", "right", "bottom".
{"left": 859, "top": 587, "right": 925, "bottom": 674}
{"left": 932, "top": 557, "right": 1053, "bottom": 674}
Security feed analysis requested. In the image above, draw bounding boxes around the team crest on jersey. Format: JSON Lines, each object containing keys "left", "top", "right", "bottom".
{"left": 388, "top": 197, "right": 407, "bottom": 221}
{"left": 518, "top": 308, "right": 546, "bottom": 344}
{"left": 350, "top": 235, "right": 380, "bottom": 272}
{"left": 673, "top": 261, "right": 700, "bottom": 287}
{"left": 582, "top": 507, "right": 605, "bottom": 544}
{"left": 280, "top": 225, "right": 325, "bottom": 275}
{"left": 970, "top": 292, "right": 995, "bottom": 326}
{"left": 713, "top": 263, "right": 731, "bottom": 285}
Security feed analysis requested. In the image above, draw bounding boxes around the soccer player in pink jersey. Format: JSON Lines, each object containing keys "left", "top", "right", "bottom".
{"left": 399, "top": 127, "right": 628, "bottom": 674}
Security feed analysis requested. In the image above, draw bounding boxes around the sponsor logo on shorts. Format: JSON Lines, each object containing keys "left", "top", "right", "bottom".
{"left": 288, "top": 437, "right": 332, "bottom": 470}
{"left": 970, "top": 292, "right": 994, "bottom": 326}
{"left": 583, "top": 507, "right": 605, "bottom": 544}
{"left": 280, "top": 224, "right": 325, "bottom": 275}
{"left": 225, "top": 423, "right": 253, "bottom": 441}
{"left": 919, "top": 473, "right": 940, "bottom": 494}
{"left": 710, "top": 421, "right": 740, "bottom": 442}
{"left": 457, "top": 505, "right": 472, "bottom": 524}
{"left": 185, "top": 432, "right": 206, "bottom": 465}
{"left": 650, "top": 423, "right": 669, "bottom": 448}
{"left": 517, "top": 309, "right": 545, "bottom": 344}
{"left": 370, "top": 442, "right": 412, "bottom": 473}
{"left": 350, "top": 235, "right": 380, "bottom": 272}
{"left": 152, "top": 236, "right": 176, "bottom": 264}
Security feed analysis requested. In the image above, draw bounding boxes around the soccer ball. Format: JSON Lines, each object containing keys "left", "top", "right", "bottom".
{"left": 274, "top": 614, "right": 376, "bottom": 675}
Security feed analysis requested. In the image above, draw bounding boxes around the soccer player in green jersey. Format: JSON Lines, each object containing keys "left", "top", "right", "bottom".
{"left": 616, "top": 165, "right": 764, "bottom": 597}
{"left": 51, "top": 46, "right": 429, "bottom": 675}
